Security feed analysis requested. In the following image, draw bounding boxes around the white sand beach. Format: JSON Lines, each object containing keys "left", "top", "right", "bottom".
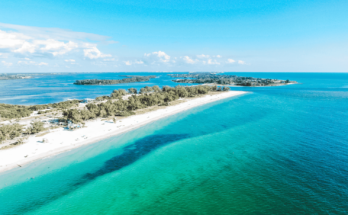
{"left": 0, "top": 91, "right": 246, "bottom": 173}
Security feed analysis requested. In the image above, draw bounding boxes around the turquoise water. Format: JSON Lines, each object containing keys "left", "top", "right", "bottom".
{"left": 0, "top": 73, "right": 347, "bottom": 214}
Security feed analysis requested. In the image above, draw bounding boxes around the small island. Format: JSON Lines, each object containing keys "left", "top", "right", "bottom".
{"left": 74, "top": 75, "right": 156, "bottom": 85}
{"left": 168, "top": 73, "right": 297, "bottom": 86}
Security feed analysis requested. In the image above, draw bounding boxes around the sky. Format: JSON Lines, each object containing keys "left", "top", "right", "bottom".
{"left": 0, "top": 0, "right": 347, "bottom": 73}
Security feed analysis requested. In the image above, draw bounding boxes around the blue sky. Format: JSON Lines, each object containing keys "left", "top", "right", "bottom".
{"left": 0, "top": 0, "right": 347, "bottom": 72}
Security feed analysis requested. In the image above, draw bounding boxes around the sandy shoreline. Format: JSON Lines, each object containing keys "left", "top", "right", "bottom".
{"left": 0, "top": 91, "right": 246, "bottom": 173}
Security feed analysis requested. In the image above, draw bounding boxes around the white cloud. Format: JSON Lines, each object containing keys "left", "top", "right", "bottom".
{"left": 124, "top": 61, "right": 132, "bottom": 66}
{"left": 38, "top": 40, "right": 78, "bottom": 56}
{"left": 102, "top": 58, "right": 116, "bottom": 62}
{"left": 109, "top": 51, "right": 242, "bottom": 69}
{"left": 0, "top": 23, "right": 252, "bottom": 71}
{"left": 0, "top": 53, "right": 8, "bottom": 58}
{"left": 123, "top": 60, "right": 144, "bottom": 66}
{"left": 227, "top": 59, "right": 235, "bottom": 63}
{"left": 182, "top": 56, "right": 197, "bottom": 64}
{"left": 0, "top": 30, "right": 79, "bottom": 56}
{"left": 208, "top": 59, "right": 220, "bottom": 65}
{"left": 83, "top": 47, "right": 111, "bottom": 59}
{"left": 0, "top": 30, "right": 30, "bottom": 50}
{"left": 197, "top": 54, "right": 210, "bottom": 58}
{"left": 136, "top": 53, "right": 228, "bottom": 66}
{"left": 203, "top": 59, "right": 220, "bottom": 65}
{"left": 0, "top": 23, "right": 113, "bottom": 63}
{"left": 0, "top": 22, "right": 116, "bottom": 43}
{"left": 144, "top": 51, "right": 171, "bottom": 63}
{"left": 1, "top": 61, "right": 12, "bottom": 67}
{"left": 65, "top": 59, "right": 76, "bottom": 64}
{"left": 18, "top": 60, "right": 48, "bottom": 66}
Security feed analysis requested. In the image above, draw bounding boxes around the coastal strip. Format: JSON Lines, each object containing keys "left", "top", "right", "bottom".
{"left": 0, "top": 91, "right": 246, "bottom": 173}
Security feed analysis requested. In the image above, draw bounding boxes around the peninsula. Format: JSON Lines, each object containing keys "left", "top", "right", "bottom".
{"left": 169, "top": 73, "right": 297, "bottom": 86}
{"left": 0, "top": 85, "right": 246, "bottom": 173}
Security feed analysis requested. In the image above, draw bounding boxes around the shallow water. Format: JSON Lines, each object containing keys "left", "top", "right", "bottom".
{"left": 0, "top": 73, "right": 347, "bottom": 214}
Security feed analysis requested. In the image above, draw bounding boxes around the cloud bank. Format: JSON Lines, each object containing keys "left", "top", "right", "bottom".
{"left": 0, "top": 23, "right": 114, "bottom": 70}
{"left": 0, "top": 23, "right": 246, "bottom": 71}
{"left": 122, "top": 51, "right": 245, "bottom": 68}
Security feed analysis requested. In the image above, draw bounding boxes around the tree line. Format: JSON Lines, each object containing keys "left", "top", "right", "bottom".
{"left": 63, "top": 85, "right": 230, "bottom": 124}
{"left": 0, "top": 121, "right": 45, "bottom": 144}
{"left": 73, "top": 75, "right": 156, "bottom": 85}
{"left": 168, "top": 73, "right": 295, "bottom": 86}
{"left": 0, "top": 100, "right": 81, "bottom": 120}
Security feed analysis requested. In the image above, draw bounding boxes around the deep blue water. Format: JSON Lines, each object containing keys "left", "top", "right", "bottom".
{"left": 0, "top": 73, "right": 347, "bottom": 214}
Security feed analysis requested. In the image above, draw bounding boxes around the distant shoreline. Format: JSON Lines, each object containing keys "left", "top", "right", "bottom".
{"left": 0, "top": 90, "right": 246, "bottom": 174}
{"left": 202, "top": 82, "right": 298, "bottom": 87}
{"left": 73, "top": 75, "right": 156, "bottom": 85}
{"left": 0, "top": 75, "right": 32, "bottom": 80}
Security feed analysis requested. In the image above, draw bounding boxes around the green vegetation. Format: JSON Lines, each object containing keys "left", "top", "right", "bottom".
{"left": 0, "top": 84, "right": 230, "bottom": 145}
{"left": 0, "top": 100, "right": 81, "bottom": 120}
{"left": 63, "top": 85, "right": 226, "bottom": 124}
{"left": 0, "top": 121, "right": 46, "bottom": 144}
{"left": 95, "top": 89, "right": 128, "bottom": 101}
{"left": 0, "top": 140, "right": 25, "bottom": 150}
{"left": 0, "top": 124, "right": 23, "bottom": 143}
{"left": 29, "top": 100, "right": 81, "bottom": 111}
{"left": 25, "top": 121, "right": 45, "bottom": 135}
{"left": 0, "top": 104, "right": 32, "bottom": 119}
{"left": 128, "top": 88, "right": 138, "bottom": 94}
{"left": 169, "top": 73, "right": 296, "bottom": 86}
{"left": 139, "top": 85, "right": 161, "bottom": 94}
{"left": 111, "top": 89, "right": 127, "bottom": 99}
{"left": 37, "top": 109, "right": 55, "bottom": 115}
{"left": 73, "top": 75, "right": 156, "bottom": 85}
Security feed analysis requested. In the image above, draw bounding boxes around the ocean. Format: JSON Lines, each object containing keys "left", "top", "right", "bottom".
{"left": 0, "top": 72, "right": 347, "bottom": 214}
{"left": 0, "top": 72, "right": 195, "bottom": 105}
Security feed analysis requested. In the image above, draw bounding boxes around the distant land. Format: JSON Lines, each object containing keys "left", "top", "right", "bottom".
{"left": 74, "top": 75, "right": 156, "bottom": 85}
{"left": 169, "top": 73, "right": 297, "bottom": 86}
{"left": 0, "top": 73, "right": 59, "bottom": 81}
{"left": 73, "top": 73, "right": 297, "bottom": 87}
{"left": 0, "top": 74, "right": 32, "bottom": 80}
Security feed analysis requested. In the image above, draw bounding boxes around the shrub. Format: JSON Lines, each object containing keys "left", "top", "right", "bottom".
{"left": 0, "top": 124, "right": 23, "bottom": 143}
{"left": 115, "top": 111, "right": 136, "bottom": 116}
{"left": 26, "top": 121, "right": 45, "bottom": 134}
